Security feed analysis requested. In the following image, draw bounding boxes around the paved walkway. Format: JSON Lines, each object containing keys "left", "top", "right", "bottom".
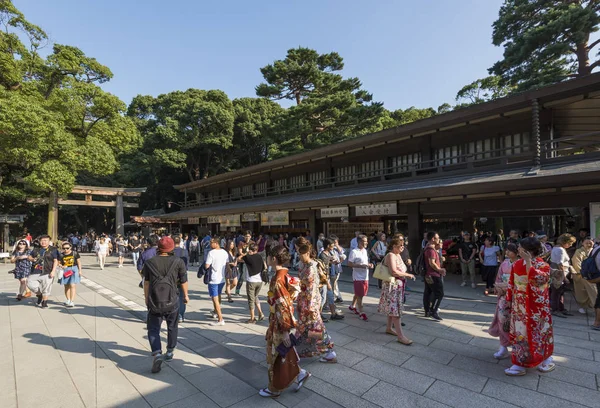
{"left": 1, "top": 253, "right": 599, "bottom": 408}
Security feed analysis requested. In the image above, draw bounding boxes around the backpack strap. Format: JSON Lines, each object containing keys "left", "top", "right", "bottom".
{"left": 148, "top": 257, "right": 179, "bottom": 281}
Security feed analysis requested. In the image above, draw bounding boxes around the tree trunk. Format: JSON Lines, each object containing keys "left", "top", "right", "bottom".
{"left": 576, "top": 39, "right": 591, "bottom": 76}
{"left": 295, "top": 92, "right": 301, "bottom": 105}
{"left": 202, "top": 149, "right": 212, "bottom": 179}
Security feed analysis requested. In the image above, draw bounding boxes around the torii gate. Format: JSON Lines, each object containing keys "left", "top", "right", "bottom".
{"left": 27, "top": 186, "right": 146, "bottom": 238}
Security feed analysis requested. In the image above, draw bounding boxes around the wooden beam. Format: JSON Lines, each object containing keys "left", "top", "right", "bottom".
{"left": 26, "top": 198, "right": 138, "bottom": 208}
{"left": 70, "top": 185, "right": 147, "bottom": 197}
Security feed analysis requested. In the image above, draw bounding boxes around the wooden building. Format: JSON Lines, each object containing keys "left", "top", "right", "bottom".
{"left": 162, "top": 74, "right": 600, "bottom": 260}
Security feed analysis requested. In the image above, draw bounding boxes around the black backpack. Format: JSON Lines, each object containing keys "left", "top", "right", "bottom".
{"left": 415, "top": 250, "right": 427, "bottom": 277}
{"left": 147, "top": 258, "right": 180, "bottom": 314}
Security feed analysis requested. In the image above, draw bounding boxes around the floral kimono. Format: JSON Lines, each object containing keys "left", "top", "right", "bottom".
{"left": 505, "top": 258, "right": 554, "bottom": 368}
{"left": 265, "top": 268, "right": 299, "bottom": 391}
{"left": 488, "top": 258, "right": 513, "bottom": 347}
{"left": 295, "top": 260, "right": 334, "bottom": 358}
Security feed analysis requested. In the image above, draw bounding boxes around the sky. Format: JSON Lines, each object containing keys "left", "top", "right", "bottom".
{"left": 15, "top": 0, "right": 506, "bottom": 111}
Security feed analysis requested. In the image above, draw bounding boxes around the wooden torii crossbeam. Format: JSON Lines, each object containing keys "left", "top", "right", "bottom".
{"left": 27, "top": 185, "right": 147, "bottom": 238}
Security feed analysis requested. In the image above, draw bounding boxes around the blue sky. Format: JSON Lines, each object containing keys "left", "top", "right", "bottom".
{"left": 15, "top": 0, "right": 505, "bottom": 111}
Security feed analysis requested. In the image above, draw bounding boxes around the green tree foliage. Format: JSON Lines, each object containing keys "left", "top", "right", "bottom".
{"left": 256, "top": 47, "right": 384, "bottom": 155}
{"left": 490, "top": 0, "right": 600, "bottom": 91}
{"left": 0, "top": 0, "right": 140, "bottom": 213}
{"left": 455, "top": 76, "right": 512, "bottom": 107}
{"left": 127, "top": 89, "right": 235, "bottom": 182}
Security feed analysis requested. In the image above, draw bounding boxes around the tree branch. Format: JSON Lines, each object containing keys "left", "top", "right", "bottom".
{"left": 588, "top": 38, "right": 600, "bottom": 51}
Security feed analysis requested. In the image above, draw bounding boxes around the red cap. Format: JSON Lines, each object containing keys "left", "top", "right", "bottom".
{"left": 158, "top": 236, "right": 175, "bottom": 253}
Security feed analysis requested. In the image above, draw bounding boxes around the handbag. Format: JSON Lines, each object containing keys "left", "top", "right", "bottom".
{"left": 57, "top": 265, "right": 65, "bottom": 280}
{"left": 272, "top": 346, "right": 300, "bottom": 391}
{"left": 373, "top": 258, "right": 395, "bottom": 283}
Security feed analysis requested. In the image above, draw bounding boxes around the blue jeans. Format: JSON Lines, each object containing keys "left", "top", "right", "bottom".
{"left": 132, "top": 252, "right": 139, "bottom": 266}
{"left": 178, "top": 289, "right": 186, "bottom": 319}
{"left": 320, "top": 285, "right": 335, "bottom": 310}
{"left": 147, "top": 307, "right": 179, "bottom": 355}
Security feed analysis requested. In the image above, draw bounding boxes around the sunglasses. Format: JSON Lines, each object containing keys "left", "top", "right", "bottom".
{"left": 62, "top": 246, "right": 71, "bottom": 249}
{"left": 17, "top": 242, "right": 26, "bottom": 245}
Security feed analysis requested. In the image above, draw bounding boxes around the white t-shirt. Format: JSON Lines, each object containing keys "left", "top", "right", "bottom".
{"left": 206, "top": 248, "right": 228, "bottom": 284}
{"left": 550, "top": 246, "right": 570, "bottom": 268}
{"left": 348, "top": 248, "right": 369, "bottom": 281}
{"left": 480, "top": 245, "right": 501, "bottom": 266}
{"left": 97, "top": 243, "right": 109, "bottom": 255}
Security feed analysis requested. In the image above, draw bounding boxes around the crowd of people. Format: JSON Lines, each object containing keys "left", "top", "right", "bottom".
{"left": 8, "top": 226, "right": 600, "bottom": 397}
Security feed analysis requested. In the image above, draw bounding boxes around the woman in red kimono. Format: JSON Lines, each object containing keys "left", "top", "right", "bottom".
{"left": 259, "top": 245, "right": 310, "bottom": 398}
{"left": 504, "top": 237, "right": 555, "bottom": 376}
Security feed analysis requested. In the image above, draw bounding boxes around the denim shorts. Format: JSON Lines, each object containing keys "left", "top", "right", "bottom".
{"left": 208, "top": 282, "right": 225, "bottom": 298}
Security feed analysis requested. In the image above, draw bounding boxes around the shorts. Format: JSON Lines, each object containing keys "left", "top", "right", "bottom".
{"left": 27, "top": 273, "right": 54, "bottom": 296}
{"left": 353, "top": 280, "right": 369, "bottom": 297}
{"left": 246, "top": 281, "right": 263, "bottom": 308}
{"left": 208, "top": 282, "right": 225, "bottom": 298}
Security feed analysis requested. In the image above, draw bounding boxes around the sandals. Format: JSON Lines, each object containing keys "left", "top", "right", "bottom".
{"left": 537, "top": 362, "right": 556, "bottom": 373}
{"left": 257, "top": 314, "right": 265, "bottom": 321}
{"left": 246, "top": 319, "right": 257, "bottom": 324}
{"left": 227, "top": 297, "right": 234, "bottom": 303}
{"left": 397, "top": 337, "right": 413, "bottom": 346}
{"left": 295, "top": 371, "right": 311, "bottom": 392}
{"left": 319, "top": 356, "right": 338, "bottom": 363}
{"left": 259, "top": 388, "right": 280, "bottom": 398}
{"left": 385, "top": 330, "right": 397, "bottom": 336}
{"left": 504, "top": 366, "right": 526, "bottom": 376}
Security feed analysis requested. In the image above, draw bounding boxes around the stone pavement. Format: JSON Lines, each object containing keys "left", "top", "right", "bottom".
{"left": 1, "top": 253, "right": 599, "bottom": 408}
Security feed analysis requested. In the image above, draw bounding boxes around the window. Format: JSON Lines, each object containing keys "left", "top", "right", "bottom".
{"left": 231, "top": 187, "right": 241, "bottom": 198}
{"left": 503, "top": 132, "right": 530, "bottom": 155}
{"left": 242, "top": 185, "right": 252, "bottom": 197}
{"left": 391, "top": 153, "right": 421, "bottom": 173}
{"left": 465, "top": 138, "right": 496, "bottom": 160}
{"left": 360, "top": 159, "right": 385, "bottom": 178}
{"left": 335, "top": 165, "right": 356, "bottom": 182}
{"left": 435, "top": 145, "right": 460, "bottom": 166}
{"left": 289, "top": 174, "right": 306, "bottom": 188}
{"left": 255, "top": 181, "right": 267, "bottom": 195}
{"left": 309, "top": 171, "right": 328, "bottom": 186}
{"left": 274, "top": 179, "right": 286, "bottom": 192}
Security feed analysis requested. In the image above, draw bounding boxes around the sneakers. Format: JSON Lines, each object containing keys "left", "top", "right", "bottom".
{"left": 578, "top": 308, "right": 586, "bottom": 314}
{"left": 64, "top": 300, "right": 74, "bottom": 307}
{"left": 165, "top": 351, "right": 174, "bottom": 361}
{"left": 36, "top": 294, "right": 43, "bottom": 306}
{"left": 138, "top": 281, "right": 143, "bottom": 288}
{"left": 334, "top": 298, "right": 343, "bottom": 304}
{"left": 178, "top": 315, "right": 183, "bottom": 323}
{"left": 359, "top": 313, "right": 368, "bottom": 321}
{"left": 151, "top": 354, "right": 164, "bottom": 373}
{"left": 41, "top": 301, "right": 48, "bottom": 309}
{"left": 330, "top": 313, "right": 345, "bottom": 320}
{"left": 431, "top": 312, "right": 442, "bottom": 321}
{"left": 460, "top": 282, "right": 467, "bottom": 287}
{"left": 348, "top": 306, "right": 359, "bottom": 315}
{"left": 210, "top": 320, "right": 225, "bottom": 326}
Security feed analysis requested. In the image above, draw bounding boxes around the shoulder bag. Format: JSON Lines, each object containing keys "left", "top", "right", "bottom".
{"left": 373, "top": 254, "right": 395, "bottom": 283}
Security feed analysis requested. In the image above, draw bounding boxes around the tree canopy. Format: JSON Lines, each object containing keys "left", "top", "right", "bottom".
{"left": 490, "top": 0, "right": 600, "bottom": 91}
{"left": 0, "top": 1, "right": 140, "bottom": 214}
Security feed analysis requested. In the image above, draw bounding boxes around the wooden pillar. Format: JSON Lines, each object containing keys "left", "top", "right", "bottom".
{"left": 115, "top": 194, "right": 125, "bottom": 236}
{"left": 532, "top": 98, "right": 541, "bottom": 167}
{"left": 408, "top": 203, "right": 423, "bottom": 262}
{"left": 308, "top": 210, "right": 317, "bottom": 238}
{"left": 47, "top": 191, "right": 58, "bottom": 240}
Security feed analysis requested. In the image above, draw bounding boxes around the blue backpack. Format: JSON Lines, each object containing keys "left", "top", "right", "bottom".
{"left": 580, "top": 247, "right": 600, "bottom": 281}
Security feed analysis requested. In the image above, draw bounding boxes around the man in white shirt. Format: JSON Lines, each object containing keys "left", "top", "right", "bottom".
{"left": 349, "top": 231, "right": 361, "bottom": 250}
{"left": 205, "top": 238, "right": 228, "bottom": 326}
{"left": 347, "top": 235, "right": 373, "bottom": 321}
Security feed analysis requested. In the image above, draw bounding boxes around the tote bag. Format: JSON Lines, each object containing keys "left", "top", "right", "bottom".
{"left": 373, "top": 256, "right": 395, "bottom": 283}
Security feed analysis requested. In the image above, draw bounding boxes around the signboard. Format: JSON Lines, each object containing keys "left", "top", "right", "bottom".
{"left": 0, "top": 214, "right": 25, "bottom": 224}
{"left": 187, "top": 217, "right": 199, "bottom": 225}
{"left": 242, "top": 213, "right": 259, "bottom": 222}
{"left": 220, "top": 214, "right": 241, "bottom": 227}
{"left": 261, "top": 211, "right": 289, "bottom": 226}
{"left": 590, "top": 202, "right": 600, "bottom": 240}
{"left": 355, "top": 202, "right": 397, "bottom": 217}
{"left": 207, "top": 214, "right": 241, "bottom": 226}
{"left": 320, "top": 207, "right": 349, "bottom": 218}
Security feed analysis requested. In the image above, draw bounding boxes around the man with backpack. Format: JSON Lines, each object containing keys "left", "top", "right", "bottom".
{"left": 143, "top": 236, "right": 189, "bottom": 373}
{"left": 580, "top": 242, "right": 600, "bottom": 330}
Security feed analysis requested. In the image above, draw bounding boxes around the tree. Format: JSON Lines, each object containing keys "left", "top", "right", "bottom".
{"left": 128, "top": 89, "right": 235, "bottom": 182}
{"left": 229, "top": 98, "right": 285, "bottom": 168}
{"left": 490, "top": 0, "right": 600, "bottom": 91}
{"left": 0, "top": 0, "right": 140, "bottom": 214}
{"left": 256, "top": 47, "right": 384, "bottom": 155}
{"left": 455, "top": 76, "right": 512, "bottom": 107}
